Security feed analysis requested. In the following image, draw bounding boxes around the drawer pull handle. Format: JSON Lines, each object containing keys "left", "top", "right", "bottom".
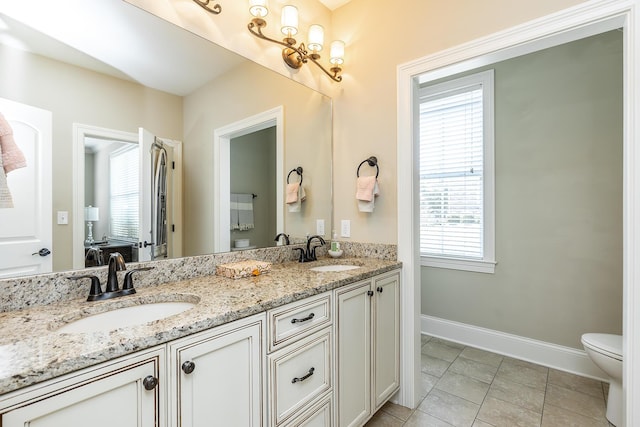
{"left": 367, "top": 290, "right": 374, "bottom": 297}
{"left": 291, "top": 312, "right": 315, "bottom": 324}
{"left": 182, "top": 361, "right": 196, "bottom": 374}
{"left": 377, "top": 286, "right": 383, "bottom": 293}
{"left": 143, "top": 375, "right": 158, "bottom": 390}
{"left": 291, "top": 367, "right": 315, "bottom": 383}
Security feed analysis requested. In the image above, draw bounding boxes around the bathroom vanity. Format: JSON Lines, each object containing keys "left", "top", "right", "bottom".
{"left": 0, "top": 257, "right": 400, "bottom": 427}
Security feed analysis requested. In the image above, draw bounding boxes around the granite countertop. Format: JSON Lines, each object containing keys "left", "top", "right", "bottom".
{"left": 0, "top": 257, "right": 400, "bottom": 395}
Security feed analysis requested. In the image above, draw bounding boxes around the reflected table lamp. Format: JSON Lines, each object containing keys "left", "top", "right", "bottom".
{"left": 85, "top": 205, "right": 99, "bottom": 245}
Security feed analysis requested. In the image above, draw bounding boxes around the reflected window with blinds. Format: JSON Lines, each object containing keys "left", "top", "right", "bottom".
{"left": 418, "top": 70, "right": 496, "bottom": 273}
{"left": 109, "top": 144, "right": 139, "bottom": 242}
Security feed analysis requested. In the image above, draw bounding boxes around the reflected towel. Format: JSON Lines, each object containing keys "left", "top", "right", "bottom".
{"left": 286, "top": 182, "right": 300, "bottom": 204}
{"left": 356, "top": 176, "right": 377, "bottom": 202}
{"left": 0, "top": 113, "right": 26, "bottom": 174}
{"left": 231, "top": 193, "right": 254, "bottom": 231}
{"left": 0, "top": 145, "right": 14, "bottom": 208}
{"left": 288, "top": 186, "right": 306, "bottom": 213}
{"left": 358, "top": 181, "right": 379, "bottom": 213}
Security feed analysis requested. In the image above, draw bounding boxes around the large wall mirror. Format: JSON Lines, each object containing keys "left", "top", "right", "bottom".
{"left": 0, "top": 1, "right": 332, "bottom": 277}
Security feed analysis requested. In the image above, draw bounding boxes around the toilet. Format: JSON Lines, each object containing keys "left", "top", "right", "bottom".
{"left": 581, "top": 333, "right": 623, "bottom": 427}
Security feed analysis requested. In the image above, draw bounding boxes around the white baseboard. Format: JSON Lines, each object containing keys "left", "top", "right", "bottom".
{"left": 421, "top": 315, "right": 608, "bottom": 381}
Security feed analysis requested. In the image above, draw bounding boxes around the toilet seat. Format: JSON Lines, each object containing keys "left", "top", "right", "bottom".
{"left": 581, "top": 333, "right": 622, "bottom": 361}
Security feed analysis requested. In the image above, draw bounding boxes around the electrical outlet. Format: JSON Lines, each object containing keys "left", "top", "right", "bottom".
{"left": 316, "top": 219, "right": 325, "bottom": 236}
{"left": 57, "top": 211, "right": 69, "bottom": 225}
{"left": 341, "top": 220, "right": 351, "bottom": 238}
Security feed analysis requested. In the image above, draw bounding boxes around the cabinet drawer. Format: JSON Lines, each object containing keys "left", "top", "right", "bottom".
{"left": 269, "top": 327, "right": 332, "bottom": 426}
{"left": 268, "top": 292, "right": 331, "bottom": 352}
{"left": 280, "top": 393, "right": 332, "bottom": 427}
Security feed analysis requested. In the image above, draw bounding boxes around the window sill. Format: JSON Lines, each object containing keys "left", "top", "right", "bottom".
{"left": 420, "top": 255, "right": 496, "bottom": 274}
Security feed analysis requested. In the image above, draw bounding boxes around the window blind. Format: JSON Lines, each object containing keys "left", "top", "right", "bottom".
{"left": 110, "top": 146, "right": 139, "bottom": 242}
{"left": 419, "top": 85, "right": 484, "bottom": 259}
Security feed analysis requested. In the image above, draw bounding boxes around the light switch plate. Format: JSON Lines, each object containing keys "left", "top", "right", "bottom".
{"left": 341, "top": 220, "right": 351, "bottom": 238}
{"left": 57, "top": 211, "right": 69, "bottom": 225}
{"left": 316, "top": 219, "right": 325, "bottom": 236}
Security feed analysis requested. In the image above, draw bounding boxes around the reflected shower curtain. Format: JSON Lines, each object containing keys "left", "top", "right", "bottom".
{"left": 152, "top": 141, "right": 168, "bottom": 259}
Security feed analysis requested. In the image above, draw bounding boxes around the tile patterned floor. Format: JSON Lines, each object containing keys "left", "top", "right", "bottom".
{"left": 364, "top": 335, "right": 614, "bottom": 427}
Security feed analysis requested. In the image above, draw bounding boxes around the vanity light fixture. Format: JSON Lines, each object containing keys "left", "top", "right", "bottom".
{"left": 247, "top": 0, "right": 344, "bottom": 82}
{"left": 192, "top": 0, "right": 221, "bottom": 14}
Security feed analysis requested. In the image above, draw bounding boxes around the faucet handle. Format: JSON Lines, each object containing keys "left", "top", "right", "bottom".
{"left": 122, "top": 267, "right": 154, "bottom": 294}
{"left": 68, "top": 275, "right": 102, "bottom": 301}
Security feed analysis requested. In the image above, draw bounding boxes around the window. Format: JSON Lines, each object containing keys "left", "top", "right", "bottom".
{"left": 418, "top": 70, "right": 495, "bottom": 273}
{"left": 110, "top": 145, "right": 139, "bottom": 242}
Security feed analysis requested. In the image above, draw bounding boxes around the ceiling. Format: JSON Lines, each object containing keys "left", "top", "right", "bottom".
{"left": 318, "top": 0, "right": 352, "bottom": 11}
{"left": 0, "top": 0, "right": 352, "bottom": 96}
{"left": 0, "top": 1, "right": 245, "bottom": 96}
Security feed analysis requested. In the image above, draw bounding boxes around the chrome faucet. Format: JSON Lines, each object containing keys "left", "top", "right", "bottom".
{"left": 274, "top": 233, "right": 290, "bottom": 245}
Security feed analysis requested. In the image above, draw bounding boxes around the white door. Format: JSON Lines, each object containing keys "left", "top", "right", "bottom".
{"left": 0, "top": 98, "right": 52, "bottom": 278}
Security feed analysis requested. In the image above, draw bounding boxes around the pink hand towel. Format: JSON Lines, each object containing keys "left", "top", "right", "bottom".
{"left": 0, "top": 113, "right": 27, "bottom": 174}
{"left": 286, "top": 182, "right": 300, "bottom": 204}
{"left": 356, "top": 176, "right": 377, "bottom": 202}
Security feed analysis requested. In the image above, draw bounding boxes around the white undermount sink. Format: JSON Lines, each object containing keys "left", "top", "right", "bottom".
{"left": 56, "top": 302, "right": 196, "bottom": 334}
{"left": 309, "top": 264, "right": 361, "bottom": 272}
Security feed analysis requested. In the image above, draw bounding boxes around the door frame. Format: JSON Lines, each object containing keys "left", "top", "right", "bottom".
{"left": 72, "top": 124, "right": 137, "bottom": 269}
{"left": 397, "top": 0, "right": 638, "bottom": 420}
{"left": 213, "top": 106, "right": 284, "bottom": 253}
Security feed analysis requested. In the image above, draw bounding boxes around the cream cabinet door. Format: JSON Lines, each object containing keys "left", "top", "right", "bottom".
{"left": 169, "top": 313, "right": 265, "bottom": 427}
{"left": 1, "top": 349, "right": 163, "bottom": 427}
{"left": 335, "top": 280, "right": 372, "bottom": 427}
{"left": 373, "top": 272, "right": 401, "bottom": 409}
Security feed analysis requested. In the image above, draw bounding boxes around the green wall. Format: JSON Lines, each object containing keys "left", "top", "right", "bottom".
{"left": 421, "top": 30, "right": 623, "bottom": 349}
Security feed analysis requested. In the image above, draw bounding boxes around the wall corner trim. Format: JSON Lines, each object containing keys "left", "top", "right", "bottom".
{"left": 421, "top": 314, "right": 607, "bottom": 381}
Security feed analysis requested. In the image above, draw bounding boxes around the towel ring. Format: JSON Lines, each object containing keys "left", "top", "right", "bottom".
{"left": 287, "top": 166, "right": 303, "bottom": 185}
{"left": 357, "top": 156, "right": 379, "bottom": 178}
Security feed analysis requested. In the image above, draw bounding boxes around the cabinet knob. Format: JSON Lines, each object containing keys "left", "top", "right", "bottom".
{"left": 367, "top": 290, "right": 374, "bottom": 297}
{"left": 182, "top": 360, "right": 196, "bottom": 374}
{"left": 377, "top": 286, "right": 383, "bottom": 293}
{"left": 143, "top": 375, "right": 158, "bottom": 391}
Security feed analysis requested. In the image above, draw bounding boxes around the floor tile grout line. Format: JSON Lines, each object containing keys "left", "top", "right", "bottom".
{"left": 415, "top": 337, "right": 611, "bottom": 427}
{"left": 472, "top": 348, "right": 503, "bottom": 427}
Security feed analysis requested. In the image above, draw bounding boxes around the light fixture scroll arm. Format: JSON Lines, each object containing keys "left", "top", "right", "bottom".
{"left": 307, "top": 56, "right": 343, "bottom": 82}
{"left": 248, "top": 20, "right": 297, "bottom": 50}
{"left": 192, "top": 0, "right": 221, "bottom": 14}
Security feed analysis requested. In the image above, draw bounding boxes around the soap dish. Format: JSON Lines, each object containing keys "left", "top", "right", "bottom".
{"left": 328, "top": 249, "right": 343, "bottom": 258}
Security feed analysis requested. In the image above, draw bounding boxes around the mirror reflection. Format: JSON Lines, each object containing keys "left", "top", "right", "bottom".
{"left": 0, "top": 1, "right": 332, "bottom": 278}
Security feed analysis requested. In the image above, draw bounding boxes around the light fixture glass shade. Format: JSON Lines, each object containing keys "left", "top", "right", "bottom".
{"left": 330, "top": 40, "right": 345, "bottom": 65}
{"left": 85, "top": 205, "right": 99, "bottom": 221}
{"left": 280, "top": 5, "right": 298, "bottom": 36}
{"left": 249, "top": 0, "right": 268, "bottom": 17}
{"left": 308, "top": 24, "right": 324, "bottom": 52}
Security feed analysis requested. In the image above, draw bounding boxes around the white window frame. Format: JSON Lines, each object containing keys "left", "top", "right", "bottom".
{"left": 418, "top": 70, "right": 496, "bottom": 273}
